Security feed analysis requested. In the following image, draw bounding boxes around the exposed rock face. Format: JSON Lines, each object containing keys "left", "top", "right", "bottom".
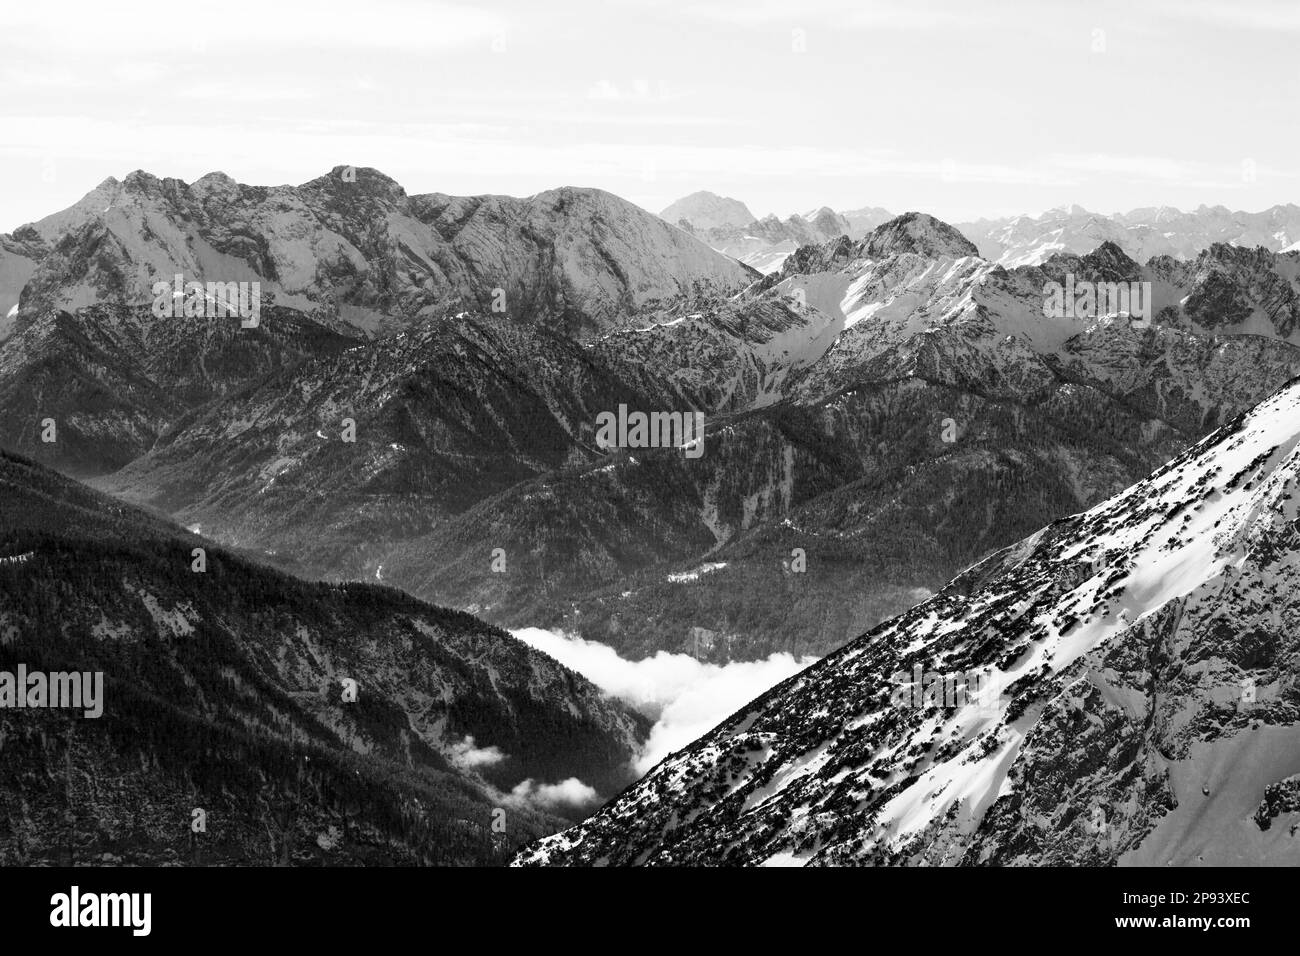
{"left": 514, "top": 376, "right": 1300, "bottom": 866}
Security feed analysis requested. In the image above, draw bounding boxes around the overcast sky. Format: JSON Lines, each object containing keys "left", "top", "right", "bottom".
{"left": 2, "top": 0, "right": 1297, "bottom": 231}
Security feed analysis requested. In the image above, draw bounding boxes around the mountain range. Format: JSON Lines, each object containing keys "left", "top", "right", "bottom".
{"left": 658, "top": 190, "right": 1300, "bottom": 276}
{"left": 660, "top": 190, "right": 892, "bottom": 274}
{"left": 958, "top": 203, "right": 1300, "bottom": 267}
{"left": 5, "top": 173, "right": 1300, "bottom": 667}
{"left": 5, "top": 169, "right": 755, "bottom": 342}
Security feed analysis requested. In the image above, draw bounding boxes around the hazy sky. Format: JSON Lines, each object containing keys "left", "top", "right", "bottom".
{"left": 2, "top": 0, "right": 1298, "bottom": 231}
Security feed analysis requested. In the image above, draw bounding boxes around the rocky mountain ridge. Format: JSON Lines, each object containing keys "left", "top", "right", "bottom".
{"left": 4, "top": 168, "right": 758, "bottom": 342}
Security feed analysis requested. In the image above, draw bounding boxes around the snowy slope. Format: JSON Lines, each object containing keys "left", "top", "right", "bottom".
{"left": 515, "top": 375, "right": 1300, "bottom": 865}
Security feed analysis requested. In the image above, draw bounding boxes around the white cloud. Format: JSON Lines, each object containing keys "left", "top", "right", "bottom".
{"left": 512, "top": 627, "right": 816, "bottom": 774}
{"left": 677, "top": 0, "right": 980, "bottom": 30}
{"left": 444, "top": 732, "right": 594, "bottom": 814}
{"left": 506, "top": 777, "right": 600, "bottom": 811}
{"left": 176, "top": 81, "right": 317, "bottom": 103}
{"left": 446, "top": 735, "right": 506, "bottom": 770}
{"left": 584, "top": 78, "right": 677, "bottom": 103}
{"left": 2, "top": 0, "right": 509, "bottom": 56}
{"left": 1152, "top": 0, "right": 1300, "bottom": 32}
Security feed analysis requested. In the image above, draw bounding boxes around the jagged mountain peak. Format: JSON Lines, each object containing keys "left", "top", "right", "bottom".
{"left": 120, "top": 169, "right": 165, "bottom": 192}
{"left": 191, "top": 170, "right": 239, "bottom": 191}
{"left": 770, "top": 212, "right": 979, "bottom": 279}
{"left": 805, "top": 207, "right": 843, "bottom": 232}
{"left": 653, "top": 197, "right": 891, "bottom": 275}
{"left": 1039, "top": 240, "right": 1142, "bottom": 282}
{"left": 1198, "top": 240, "right": 1278, "bottom": 265}
{"left": 1043, "top": 203, "right": 1091, "bottom": 219}
{"left": 862, "top": 211, "right": 980, "bottom": 261}
{"left": 300, "top": 164, "right": 408, "bottom": 200}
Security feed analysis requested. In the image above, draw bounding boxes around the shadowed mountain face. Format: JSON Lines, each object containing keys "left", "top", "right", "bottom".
{"left": 514, "top": 376, "right": 1300, "bottom": 866}
{"left": 0, "top": 450, "right": 647, "bottom": 865}
{"left": 0, "top": 304, "right": 359, "bottom": 477}
{"left": 5, "top": 192, "right": 1300, "bottom": 664}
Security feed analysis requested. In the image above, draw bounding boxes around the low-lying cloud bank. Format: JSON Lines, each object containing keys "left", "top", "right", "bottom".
{"left": 512, "top": 627, "right": 817, "bottom": 774}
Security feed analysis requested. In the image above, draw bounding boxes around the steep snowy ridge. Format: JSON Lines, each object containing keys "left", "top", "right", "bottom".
{"left": 514, "top": 376, "right": 1300, "bottom": 865}
{"left": 778, "top": 231, "right": 1300, "bottom": 417}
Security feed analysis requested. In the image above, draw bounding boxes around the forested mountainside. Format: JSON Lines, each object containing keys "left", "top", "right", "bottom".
{"left": 0, "top": 450, "right": 646, "bottom": 865}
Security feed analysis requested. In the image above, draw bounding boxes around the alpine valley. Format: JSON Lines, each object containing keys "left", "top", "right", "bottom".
{"left": 4, "top": 172, "right": 1300, "bottom": 665}
{"left": 4, "top": 168, "right": 1300, "bottom": 865}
